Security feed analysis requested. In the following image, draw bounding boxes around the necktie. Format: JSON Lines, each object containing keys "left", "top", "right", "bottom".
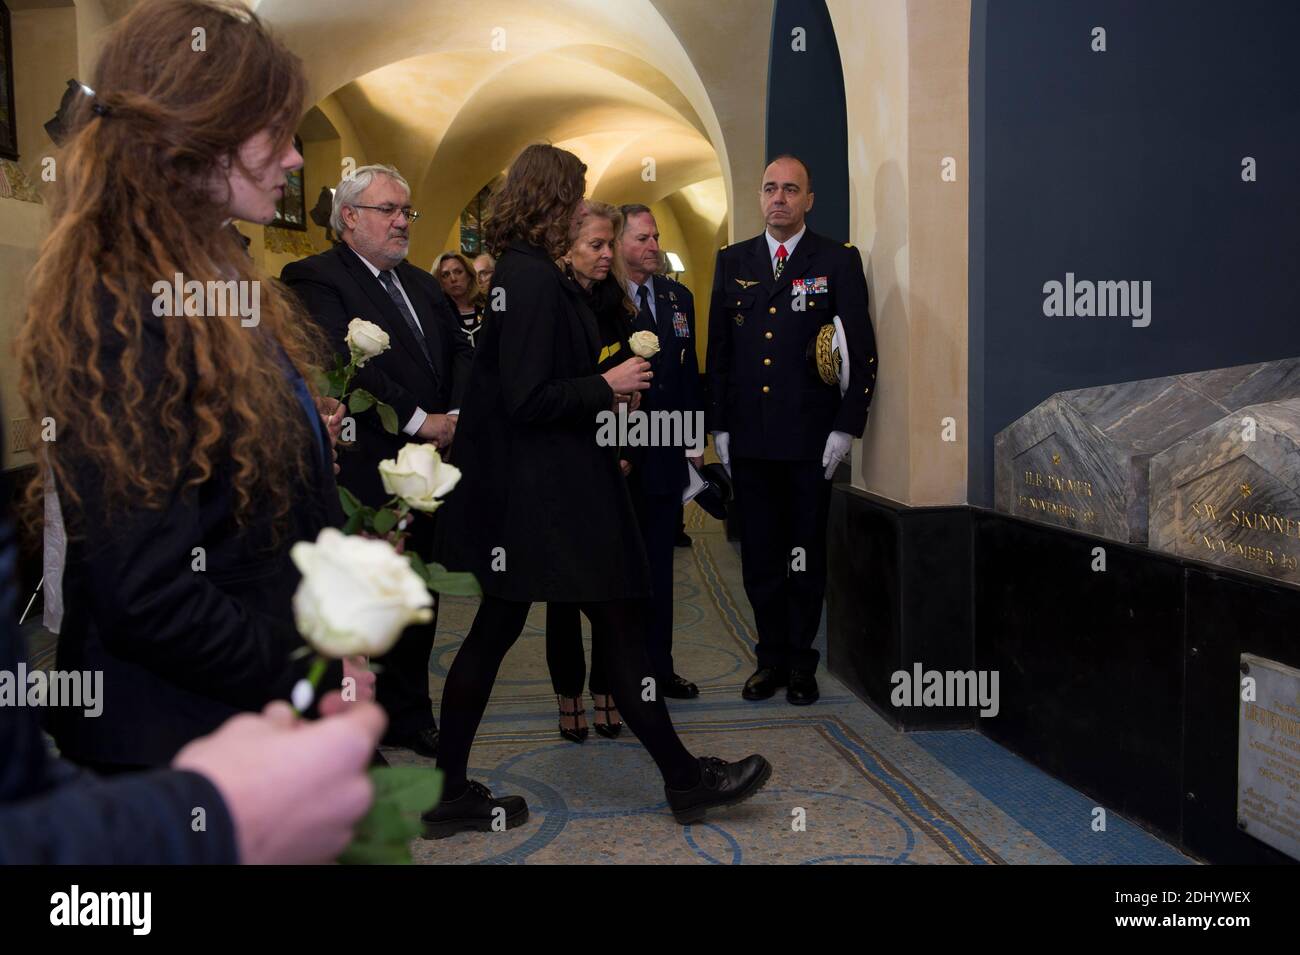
{"left": 635, "top": 284, "right": 655, "bottom": 334}
{"left": 378, "top": 269, "right": 433, "bottom": 368}
{"left": 774, "top": 243, "right": 788, "bottom": 280}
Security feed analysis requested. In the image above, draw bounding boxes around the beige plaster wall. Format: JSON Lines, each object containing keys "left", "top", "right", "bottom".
{"left": 827, "top": 0, "right": 969, "bottom": 506}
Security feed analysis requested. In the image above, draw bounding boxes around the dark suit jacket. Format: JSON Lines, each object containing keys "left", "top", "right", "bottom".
{"left": 630, "top": 273, "right": 704, "bottom": 496}
{"left": 436, "top": 240, "right": 651, "bottom": 602}
{"left": 48, "top": 299, "right": 343, "bottom": 768}
{"left": 0, "top": 508, "right": 238, "bottom": 862}
{"left": 281, "top": 243, "right": 474, "bottom": 506}
{"left": 705, "top": 229, "right": 877, "bottom": 461}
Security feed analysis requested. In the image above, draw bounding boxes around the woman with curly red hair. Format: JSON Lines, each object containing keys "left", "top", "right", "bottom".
{"left": 16, "top": 0, "right": 359, "bottom": 772}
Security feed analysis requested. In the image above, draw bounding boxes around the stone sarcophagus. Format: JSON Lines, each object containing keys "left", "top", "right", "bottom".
{"left": 1149, "top": 397, "right": 1300, "bottom": 584}
{"left": 994, "top": 358, "right": 1300, "bottom": 543}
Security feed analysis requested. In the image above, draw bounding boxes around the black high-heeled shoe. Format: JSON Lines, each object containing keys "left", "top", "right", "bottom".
{"left": 557, "top": 695, "right": 588, "bottom": 743}
{"left": 592, "top": 693, "right": 623, "bottom": 739}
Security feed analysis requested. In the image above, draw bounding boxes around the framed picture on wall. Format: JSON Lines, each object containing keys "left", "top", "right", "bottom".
{"left": 0, "top": 2, "right": 19, "bottom": 161}
{"left": 271, "top": 135, "right": 306, "bottom": 231}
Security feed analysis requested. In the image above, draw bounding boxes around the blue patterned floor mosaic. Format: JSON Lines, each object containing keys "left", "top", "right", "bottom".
{"left": 389, "top": 504, "right": 1193, "bottom": 865}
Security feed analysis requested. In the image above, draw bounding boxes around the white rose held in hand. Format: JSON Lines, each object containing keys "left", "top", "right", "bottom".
{"left": 629, "top": 330, "right": 660, "bottom": 359}
{"left": 345, "top": 318, "right": 390, "bottom": 367}
{"left": 291, "top": 528, "right": 433, "bottom": 658}
{"left": 378, "top": 444, "right": 462, "bottom": 513}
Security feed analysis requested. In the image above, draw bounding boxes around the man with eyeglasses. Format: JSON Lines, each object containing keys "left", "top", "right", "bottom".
{"left": 283, "top": 163, "right": 472, "bottom": 760}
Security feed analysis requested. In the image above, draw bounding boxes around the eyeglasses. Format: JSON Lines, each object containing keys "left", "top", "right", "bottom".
{"left": 351, "top": 203, "right": 420, "bottom": 222}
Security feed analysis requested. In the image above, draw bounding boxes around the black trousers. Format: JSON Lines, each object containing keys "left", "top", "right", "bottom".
{"left": 632, "top": 489, "right": 684, "bottom": 683}
{"left": 544, "top": 603, "right": 609, "bottom": 696}
{"left": 376, "top": 515, "right": 439, "bottom": 740}
{"left": 730, "top": 457, "right": 832, "bottom": 672}
{"left": 438, "top": 594, "right": 699, "bottom": 795}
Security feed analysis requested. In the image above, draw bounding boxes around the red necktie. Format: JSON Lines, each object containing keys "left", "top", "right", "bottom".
{"left": 774, "top": 243, "right": 788, "bottom": 279}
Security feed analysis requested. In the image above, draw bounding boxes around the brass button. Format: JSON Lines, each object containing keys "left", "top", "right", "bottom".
{"left": 868, "top": 356, "right": 875, "bottom": 363}
{"left": 734, "top": 299, "right": 742, "bottom": 306}
{"left": 765, "top": 331, "right": 773, "bottom": 340}
{"left": 762, "top": 385, "right": 771, "bottom": 394}
{"left": 768, "top": 306, "right": 776, "bottom": 314}
{"left": 763, "top": 358, "right": 772, "bottom": 366}
{"left": 864, "top": 386, "right": 870, "bottom": 393}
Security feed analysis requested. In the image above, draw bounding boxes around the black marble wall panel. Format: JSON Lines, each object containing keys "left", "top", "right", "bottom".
{"left": 972, "top": 512, "right": 1185, "bottom": 839}
{"left": 827, "top": 487, "right": 974, "bottom": 728}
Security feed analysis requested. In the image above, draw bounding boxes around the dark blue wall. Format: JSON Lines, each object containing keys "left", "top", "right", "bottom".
{"left": 766, "top": 0, "right": 849, "bottom": 240}
{"left": 969, "top": 0, "right": 1300, "bottom": 505}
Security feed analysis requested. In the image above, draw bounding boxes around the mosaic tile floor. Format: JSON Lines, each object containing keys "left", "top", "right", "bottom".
{"left": 389, "top": 504, "right": 1193, "bottom": 866}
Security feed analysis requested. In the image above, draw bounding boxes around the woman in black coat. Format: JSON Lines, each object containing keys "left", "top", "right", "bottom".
{"left": 429, "top": 146, "right": 770, "bottom": 834}
{"left": 14, "top": 1, "right": 350, "bottom": 771}
{"left": 544, "top": 201, "right": 639, "bottom": 743}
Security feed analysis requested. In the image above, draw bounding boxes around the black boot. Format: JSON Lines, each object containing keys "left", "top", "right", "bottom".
{"left": 665, "top": 755, "right": 772, "bottom": 824}
{"left": 420, "top": 780, "right": 528, "bottom": 839}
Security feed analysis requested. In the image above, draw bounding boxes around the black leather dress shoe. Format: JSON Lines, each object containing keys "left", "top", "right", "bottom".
{"left": 741, "top": 667, "right": 789, "bottom": 700}
{"left": 385, "top": 725, "right": 439, "bottom": 758}
{"left": 662, "top": 673, "right": 700, "bottom": 699}
{"left": 665, "top": 755, "right": 772, "bottom": 824}
{"left": 787, "top": 669, "right": 820, "bottom": 705}
{"left": 421, "top": 780, "right": 528, "bottom": 839}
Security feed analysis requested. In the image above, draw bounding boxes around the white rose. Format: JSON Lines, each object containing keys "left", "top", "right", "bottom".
{"left": 290, "top": 528, "right": 432, "bottom": 658}
{"left": 378, "top": 443, "right": 462, "bottom": 513}
{"left": 346, "top": 318, "right": 390, "bottom": 367}
{"left": 629, "top": 330, "right": 660, "bottom": 359}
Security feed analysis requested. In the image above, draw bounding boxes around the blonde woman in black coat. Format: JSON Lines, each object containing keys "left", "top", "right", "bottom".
{"left": 427, "top": 146, "right": 771, "bottom": 836}
{"left": 545, "top": 200, "right": 639, "bottom": 743}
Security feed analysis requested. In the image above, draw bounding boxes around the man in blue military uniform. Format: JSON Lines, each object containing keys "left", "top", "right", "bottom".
{"left": 619, "top": 204, "right": 704, "bottom": 699}
{"left": 706, "top": 155, "right": 877, "bottom": 705}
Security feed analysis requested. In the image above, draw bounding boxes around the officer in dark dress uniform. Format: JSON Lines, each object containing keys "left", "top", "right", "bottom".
{"left": 705, "top": 155, "right": 878, "bottom": 705}
{"left": 619, "top": 204, "right": 705, "bottom": 699}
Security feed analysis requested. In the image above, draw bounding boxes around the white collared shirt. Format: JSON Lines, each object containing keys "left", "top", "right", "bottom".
{"left": 348, "top": 246, "right": 437, "bottom": 434}
{"left": 627, "top": 275, "right": 658, "bottom": 326}
{"left": 765, "top": 225, "right": 806, "bottom": 274}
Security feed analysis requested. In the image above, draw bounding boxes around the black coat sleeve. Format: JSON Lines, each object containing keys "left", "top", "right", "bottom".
{"left": 830, "top": 245, "right": 876, "bottom": 437}
{"left": 0, "top": 765, "right": 240, "bottom": 864}
{"left": 0, "top": 513, "right": 239, "bottom": 864}
{"left": 499, "top": 269, "right": 612, "bottom": 425}
{"left": 280, "top": 261, "right": 421, "bottom": 426}
{"left": 704, "top": 250, "right": 731, "bottom": 433}
{"left": 70, "top": 471, "right": 333, "bottom": 709}
{"left": 61, "top": 313, "right": 339, "bottom": 711}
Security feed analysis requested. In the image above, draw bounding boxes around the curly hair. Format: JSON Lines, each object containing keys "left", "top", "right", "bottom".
{"left": 16, "top": 0, "right": 325, "bottom": 536}
{"left": 482, "top": 144, "right": 587, "bottom": 260}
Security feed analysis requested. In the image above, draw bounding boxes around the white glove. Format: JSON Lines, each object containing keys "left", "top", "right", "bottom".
{"left": 713, "top": 431, "right": 731, "bottom": 474}
{"left": 822, "top": 431, "right": 852, "bottom": 480}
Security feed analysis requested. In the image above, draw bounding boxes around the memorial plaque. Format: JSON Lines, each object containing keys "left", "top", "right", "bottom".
{"left": 994, "top": 358, "right": 1300, "bottom": 543}
{"left": 1148, "top": 397, "right": 1300, "bottom": 584}
{"left": 1237, "top": 654, "right": 1300, "bottom": 861}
